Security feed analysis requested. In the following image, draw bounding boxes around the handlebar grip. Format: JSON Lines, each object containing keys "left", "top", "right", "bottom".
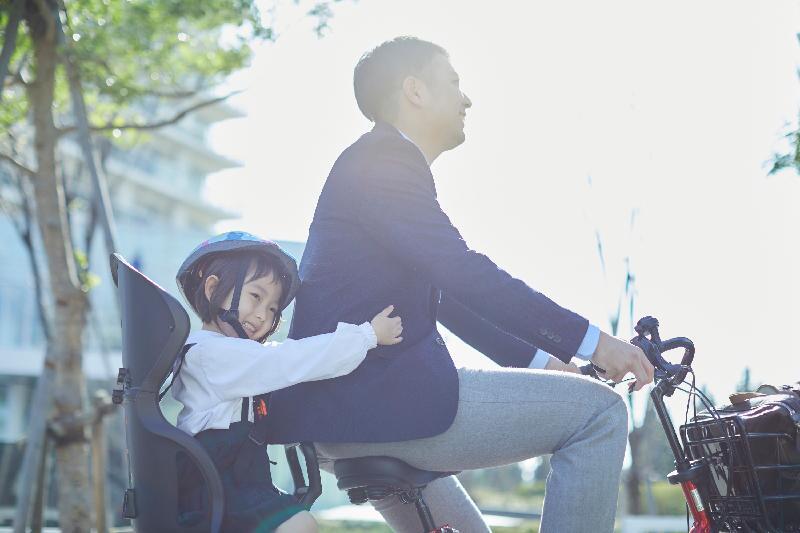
{"left": 631, "top": 333, "right": 693, "bottom": 384}
{"left": 659, "top": 337, "right": 695, "bottom": 367}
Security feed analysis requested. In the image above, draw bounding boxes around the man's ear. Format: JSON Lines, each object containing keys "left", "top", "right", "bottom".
{"left": 401, "top": 76, "right": 426, "bottom": 107}
{"left": 204, "top": 275, "right": 219, "bottom": 301}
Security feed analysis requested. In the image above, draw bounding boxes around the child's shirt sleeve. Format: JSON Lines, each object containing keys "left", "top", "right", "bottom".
{"left": 194, "top": 322, "right": 377, "bottom": 401}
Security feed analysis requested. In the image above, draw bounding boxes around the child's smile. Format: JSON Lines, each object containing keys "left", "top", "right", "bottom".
{"left": 203, "top": 265, "right": 284, "bottom": 340}
{"left": 241, "top": 320, "right": 259, "bottom": 336}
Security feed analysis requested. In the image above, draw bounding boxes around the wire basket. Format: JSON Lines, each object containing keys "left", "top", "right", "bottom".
{"left": 680, "top": 406, "right": 800, "bottom": 532}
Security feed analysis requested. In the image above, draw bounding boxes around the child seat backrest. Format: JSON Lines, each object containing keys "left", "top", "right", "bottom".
{"left": 110, "top": 253, "right": 224, "bottom": 533}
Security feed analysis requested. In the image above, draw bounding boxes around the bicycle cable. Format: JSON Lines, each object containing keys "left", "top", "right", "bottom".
{"left": 676, "top": 374, "right": 731, "bottom": 490}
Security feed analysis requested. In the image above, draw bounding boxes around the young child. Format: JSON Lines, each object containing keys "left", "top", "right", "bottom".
{"left": 171, "top": 231, "right": 403, "bottom": 533}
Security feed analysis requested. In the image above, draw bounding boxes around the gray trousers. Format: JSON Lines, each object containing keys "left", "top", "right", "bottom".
{"left": 316, "top": 366, "right": 629, "bottom": 533}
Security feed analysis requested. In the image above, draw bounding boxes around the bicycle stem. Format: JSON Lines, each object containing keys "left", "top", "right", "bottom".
{"left": 651, "top": 380, "right": 689, "bottom": 471}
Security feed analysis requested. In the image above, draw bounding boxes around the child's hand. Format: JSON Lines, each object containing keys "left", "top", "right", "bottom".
{"left": 371, "top": 305, "right": 403, "bottom": 345}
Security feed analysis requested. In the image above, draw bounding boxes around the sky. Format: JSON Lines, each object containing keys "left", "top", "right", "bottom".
{"left": 205, "top": 0, "right": 800, "bottom": 407}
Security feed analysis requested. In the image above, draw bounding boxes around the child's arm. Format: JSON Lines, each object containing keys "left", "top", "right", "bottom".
{"left": 194, "top": 322, "right": 379, "bottom": 401}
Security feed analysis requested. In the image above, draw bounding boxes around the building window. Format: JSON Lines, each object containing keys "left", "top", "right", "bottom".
{"left": 0, "top": 283, "right": 44, "bottom": 348}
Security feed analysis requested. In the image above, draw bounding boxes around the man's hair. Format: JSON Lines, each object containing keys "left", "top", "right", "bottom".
{"left": 189, "top": 249, "right": 289, "bottom": 341}
{"left": 354, "top": 36, "right": 447, "bottom": 122}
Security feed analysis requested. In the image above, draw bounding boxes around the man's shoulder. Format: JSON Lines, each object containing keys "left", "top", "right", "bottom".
{"left": 322, "top": 123, "right": 433, "bottom": 199}
{"left": 341, "top": 123, "right": 427, "bottom": 170}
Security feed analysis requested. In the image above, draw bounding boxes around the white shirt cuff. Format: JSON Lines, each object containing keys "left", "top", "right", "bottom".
{"left": 528, "top": 348, "right": 554, "bottom": 370}
{"left": 575, "top": 323, "right": 600, "bottom": 361}
{"left": 360, "top": 322, "right": 379, "bottom": 349}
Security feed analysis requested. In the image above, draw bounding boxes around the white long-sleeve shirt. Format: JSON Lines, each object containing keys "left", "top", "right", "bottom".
{"left": 172, "top": 322, "right": 377, "bottom": 435}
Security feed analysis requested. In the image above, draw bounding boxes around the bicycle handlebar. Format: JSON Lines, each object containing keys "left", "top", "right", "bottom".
{"left": 578, "top": 316, "right": 694, "bottom": 385}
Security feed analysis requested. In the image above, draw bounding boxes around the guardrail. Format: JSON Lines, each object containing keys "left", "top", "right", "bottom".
{"left": 620, "top": 515, "right": 689, "bottom": 533}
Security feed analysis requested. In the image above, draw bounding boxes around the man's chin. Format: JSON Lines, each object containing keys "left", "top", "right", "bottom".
{"left": 449, "top": 130, "right": 466, "bottom": 149}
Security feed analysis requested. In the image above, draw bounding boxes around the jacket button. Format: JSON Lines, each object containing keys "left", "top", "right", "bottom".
{"left": 436, "top": 336, "right": 446, "bottom": 346}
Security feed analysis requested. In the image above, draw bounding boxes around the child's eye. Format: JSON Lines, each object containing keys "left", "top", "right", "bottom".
{"left": 251, "top": 293, "right": 261, "bottom": 301}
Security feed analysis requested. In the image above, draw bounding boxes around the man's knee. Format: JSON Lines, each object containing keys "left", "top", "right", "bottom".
{"left": 604, "top": 394, "right": 629, "bottom": 446}
{"left": 608, "top": 393, "right": 628, "bottom": 422}
{"left": 582, "top": 379, "right": 628, "bottom": 426}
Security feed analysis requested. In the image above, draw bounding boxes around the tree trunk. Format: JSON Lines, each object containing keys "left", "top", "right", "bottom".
{"left": 25, "top": 6, "right": 92, "bottom": 531}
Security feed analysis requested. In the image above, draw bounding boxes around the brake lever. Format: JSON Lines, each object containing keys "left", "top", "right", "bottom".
{"left": 579, "top": 362, "right": 621, "bottom": 389}
{"left": 579, "top": 362, "right": 600, "bottom": 379}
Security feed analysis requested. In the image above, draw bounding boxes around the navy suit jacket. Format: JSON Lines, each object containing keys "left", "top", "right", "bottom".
{"left": 264, "top": 123, "right": 590, "bottom": 443}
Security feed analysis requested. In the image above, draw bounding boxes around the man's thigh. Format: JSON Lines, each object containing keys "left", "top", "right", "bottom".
{"left": 317, "top": 366, "right": 623, "bottom": 472}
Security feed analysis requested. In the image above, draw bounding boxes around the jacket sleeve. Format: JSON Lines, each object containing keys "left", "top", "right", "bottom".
{"left": 197, "top": 323, "right": 377, "bottom": 401}
{"left": 437, "top": 292, "right": 539, "bottom": 368}
{"left": 354, "top": 141, "right": 588, "bottom": 362}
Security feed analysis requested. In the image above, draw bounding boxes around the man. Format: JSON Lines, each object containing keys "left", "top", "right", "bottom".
{"left": 265, "top": 37, "right": 654, "bottom": 532}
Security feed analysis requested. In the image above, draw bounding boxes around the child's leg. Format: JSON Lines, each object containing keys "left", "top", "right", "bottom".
{"left": 274, "top": 510, "right": 317, "bottom": 533}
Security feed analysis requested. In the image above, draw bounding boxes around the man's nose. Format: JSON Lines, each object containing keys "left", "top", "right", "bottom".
{"left": 463, "top": 93, "right": 472, "bottom": 108}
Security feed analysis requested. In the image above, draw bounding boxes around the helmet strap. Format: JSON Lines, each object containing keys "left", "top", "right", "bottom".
{"left": 218, "top": 261, "right": 250, "bottom": 340}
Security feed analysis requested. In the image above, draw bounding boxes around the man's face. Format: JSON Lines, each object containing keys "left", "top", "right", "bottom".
{"left": 420, "top": 54, "right": 472, "bottom": 150}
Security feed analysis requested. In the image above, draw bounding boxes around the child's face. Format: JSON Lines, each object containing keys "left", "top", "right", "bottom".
{"left": 206, "top": 265, "right": 284, "bottom": 340}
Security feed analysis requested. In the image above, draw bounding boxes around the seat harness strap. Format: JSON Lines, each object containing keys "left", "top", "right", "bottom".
{"left": 218, "top": 262, "right": 250, "bottom": 340}
{"left": 159, "top": 343, "right": 196, "bottom": 401}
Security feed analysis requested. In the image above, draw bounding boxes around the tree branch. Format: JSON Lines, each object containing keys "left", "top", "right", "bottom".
{"left": 57, "top": 90, "right": 241, "bottom": 136}
{"left": 0, "top": 159, "right": 53, "bottom": 342}
{"left": 1, "top": 50, "right": 32, "bottom": 89}
{"left": 0, "top": 138, "right": 25, "bottom": 229}
{"left": 142, "top": 87, "right": 204, "bottom": 99}
{"left": 0, "top": 0, "right": 25, "bottom": 103}
{"left": 0, "top": 151, "right": 36, "bottom": 177}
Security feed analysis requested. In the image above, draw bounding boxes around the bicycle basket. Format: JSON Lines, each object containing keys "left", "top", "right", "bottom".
{"left": 680, "top": 392, "right": 800, "bottom": 532}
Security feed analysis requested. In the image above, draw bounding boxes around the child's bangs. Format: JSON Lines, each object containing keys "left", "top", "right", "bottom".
{"left": 246, "top": 251, "right": 288, "bottom": 285}
{"left": 246, "top": 253, "right": 291, "bottom": 310}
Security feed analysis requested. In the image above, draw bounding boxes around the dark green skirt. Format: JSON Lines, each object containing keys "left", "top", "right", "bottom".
{"left": 178, "top": 422, "right": 306, "bottom": 532}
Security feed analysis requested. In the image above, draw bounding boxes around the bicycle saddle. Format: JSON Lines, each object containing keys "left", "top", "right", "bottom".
{"left": 334, "top": 456, "right": 452, "bottom": 492}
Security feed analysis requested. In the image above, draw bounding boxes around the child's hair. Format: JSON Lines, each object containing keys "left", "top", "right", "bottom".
{"left": 189, "top": 249, "right": 291, "bottom": 342}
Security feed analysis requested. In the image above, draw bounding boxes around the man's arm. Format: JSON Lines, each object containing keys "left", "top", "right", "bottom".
{"left": 355, "top": 142, "right": 587, "bottom": 362}
{"left": 437, "top": 291, "right": 543, "bottom": 368}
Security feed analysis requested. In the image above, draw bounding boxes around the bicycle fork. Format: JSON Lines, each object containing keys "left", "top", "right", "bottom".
{"left": 677, "top": 480, "right": 712, "bottom": 533}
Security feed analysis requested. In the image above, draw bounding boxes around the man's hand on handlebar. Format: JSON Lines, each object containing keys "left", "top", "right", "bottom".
{"left": 590, "top": 331, "right": 654, "bottom": 391}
